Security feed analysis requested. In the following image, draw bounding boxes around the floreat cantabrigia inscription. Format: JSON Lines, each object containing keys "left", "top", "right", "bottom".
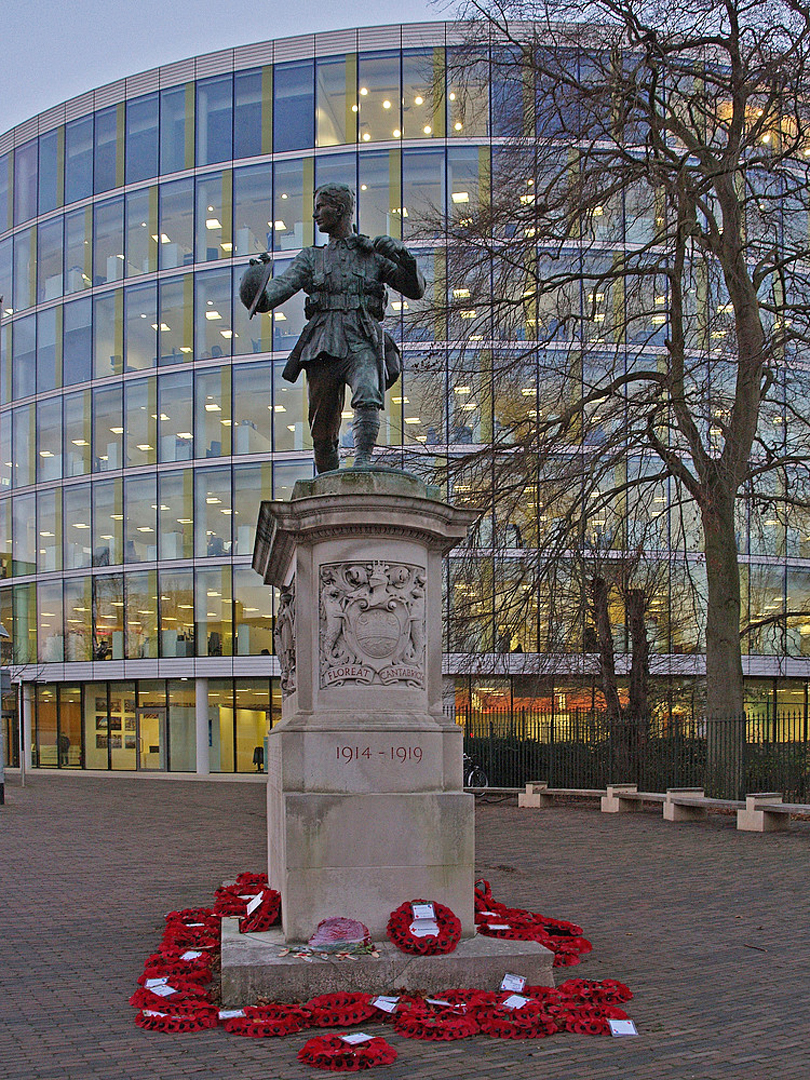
{"left": 319, "top": 561, "right": 426, "bottom": 688}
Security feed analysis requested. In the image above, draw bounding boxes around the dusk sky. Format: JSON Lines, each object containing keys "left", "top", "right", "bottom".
{"left": 2, "top": 0, "right": 450, "bottom": 135}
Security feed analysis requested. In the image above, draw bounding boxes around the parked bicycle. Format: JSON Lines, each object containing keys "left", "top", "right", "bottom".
{"left": 463, "top": 752, "right": 489, "bottom": 788}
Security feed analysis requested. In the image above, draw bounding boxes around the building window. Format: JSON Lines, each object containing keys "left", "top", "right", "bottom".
{"left": 94, "top": 104, "right": 123, "bottom": 194}
{"left": 194, "top": 465, "right": 231, "bottom": 557}
{"left": 36, "top": 397, "right": 62, "bottom": 482}
{"left": 234, "top": 678, "right": 271, "bottom": 771}
{"left": 232, "top": 461, "right": 272, "bottom": 554}
{"left": 158, "top": 370, "right": 193, "bottom": 461}
{"left": 158, "top": 274, "right": 193, "bottom": 363}
{"left": 316, "top": 54, "right": 357, "bottom": 147}
{"left": 271, "top": 364, "right": 310, "bottom": 452}
{"left": 65, "top": 579, "right": 92, "bottom": 661}
{"left": 64, "top": 207, "right": 92, "bottom": 295}
{"left": 35, "top": 685, "right": 58, "bottom": 765}
{"left": 196, "top": 366, "right": 232, "bottom": 458}
{"left": 160, "top": 568, "right": 194, "bottom": 657}
{"left": 158, "top": 177, "right": 194, "bottom": 270}
{"left": 38, "top": 127, "right": 64, "bottom": 215}
{"left": 273, "top": 155, "right": 314, "bottom": 251}
{"left": 63, "top": 297, "right": 92, "bottom": 386}
{"left": 93, "top": 290, "right": 124, "bottom": 379}
{"left": 13, "top": 140, "right": 39, "bottom": 226}
{"left": 0, "top": 153, "right": 11, "bottom": 231}
{"left": 234, "top": 565, "right": 273, "bottom": 655}
{"left": 234, "top": 67, "right": 271, "bottom": 160}
{"left": 63, "top": 389, "right": 91, "bottom": 475}
{"left": 65, "top": 115, "right": 94, "bottom": 205}
{"left": 124, "top": 280, "right": 157, "bottom": 372}
{"left": 93, "top": 476, "right": 123, "bottom": 567}
{"left": 126, "top": 569, "right": 158, "bottom": 659}
{"left": 196, "top": 170, "right": 233, "bottom": 262}
{"left": 12, "top": 405, "right": 35, "bottom": 489}
{"left": 36, "top": 488, "right": 61, "bottom": 572}
{"left": 37, "top": 218, "right": 64, "bottom": 303}
{"left": 196, "top": 74, "right": 233, "bottom": 166}
{"left": 12, "top": 314, "right": 36, "bottom": 400}
{"left": 125, "top": 93, "right": 159, "bottom": 184}
{"left": 274, "top": 59, "right": 314, "bottom": 153}
{"left": 63, "top": 482, "right": 92, "bottom": 569}
{"left": 38, "top": 579, "right": 64, "bottom": 663}
{"left": 196, "top": 564, "right": 232, "bottom": 656}
{"left": 124, "top": 474, "right": 157, "bottom": 563}
{"left": 93, "top": 197, "right": 125, "bottom": 286}
{"left": 232, "top": 362, "right": 272, "bottom": 456}
{"left": 12, "top": 492, "right": 36, "bottom": 575}
{"left": 13, "top": 581, "right": 37, "bottom": 663}
{"left": 194, "top": 266, "right": 233, "bottom": 361}
{"left": 160, "top": 83, "right": 194, "bottom": 175}
{"left": 125, "top": 186, "right": 158, "bottom": 277}
{"left": 124, "top": 377, "right": 157, "bottom": 468}
{"left": 402, "top": 48, "right": 445, "bottom": 140}
{"left": 357, "top": 51, "right": 401, "bottom": 144}
{"left": 167, "top": 679, "right": 196, "bottom": 771}
{"left": 13, "top": 227, "right": 36, "bottom": 312}
{"left": 158, "top": 470, "right": 193, "bottom": 560}
{"left": 92, "top": 385, "right": 123, "bottom": 472}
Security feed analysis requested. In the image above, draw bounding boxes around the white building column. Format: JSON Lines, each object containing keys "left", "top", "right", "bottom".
{"left": 195, "top": 677, "right": 209, "bottom": 775}
{"left": 22, "top": 682, "right": 33, "bottom": 770}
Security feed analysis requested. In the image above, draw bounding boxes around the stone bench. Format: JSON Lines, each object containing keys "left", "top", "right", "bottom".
{"left": 521, "top": 782, "right": 810, "bottom": 833}
{"left": 601, "top": 784, "right": 666, "bottom": 813}
{"left": 518, "top": 781, "right": 605, "bottom": 809}
{"left": 662, "top": 788, "right": 744, "bottom": 822}
{"left": 736, "top": 793, "right": 810, "bottom": 832}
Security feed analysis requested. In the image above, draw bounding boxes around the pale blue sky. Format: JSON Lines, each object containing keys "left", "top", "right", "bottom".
{"left": 2, "top": 0, "right": 450, "bottom": 136}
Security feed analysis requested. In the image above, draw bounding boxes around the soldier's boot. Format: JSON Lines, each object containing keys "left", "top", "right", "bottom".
{"left": 313, "top": 439, "right": 340, "bottom": 474}
{"left": 351, "top": 407, "right": 380, "bottom": 468}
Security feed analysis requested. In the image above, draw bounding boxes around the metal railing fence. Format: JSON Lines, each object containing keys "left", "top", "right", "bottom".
{"left": 459, "top": 707, "right": 810, "bottom": 801}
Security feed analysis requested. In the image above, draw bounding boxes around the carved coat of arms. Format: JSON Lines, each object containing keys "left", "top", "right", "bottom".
{"left": 320, "top": 561, "right": 426, "bottom": 688}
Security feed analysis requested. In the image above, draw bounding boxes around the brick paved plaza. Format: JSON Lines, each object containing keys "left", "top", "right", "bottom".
{"left": 1, "top": 773, "right": 808, "bottom": 1080}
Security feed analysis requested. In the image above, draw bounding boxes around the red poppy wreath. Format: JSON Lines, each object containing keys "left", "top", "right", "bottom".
{"left": 297, "top": 1033, "right": 397, "bottom": 1071}
{"left": 386, "top": 899, "right": 462, "bottom": 956}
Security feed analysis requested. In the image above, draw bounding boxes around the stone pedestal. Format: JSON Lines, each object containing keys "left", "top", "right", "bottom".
{"left": 221, "top": 921, "right": 555, "bottom": 1006}
{"left": 252, "top": 468, "right": 480, "bottom": 942}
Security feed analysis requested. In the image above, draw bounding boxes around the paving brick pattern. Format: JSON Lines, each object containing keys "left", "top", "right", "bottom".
{"left": 1, "top": 775, "right": 809, "bottom": 1079}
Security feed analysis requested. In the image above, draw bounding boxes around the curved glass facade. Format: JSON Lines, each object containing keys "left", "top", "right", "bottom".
{"left": 0, "top": 22, "right": 808, "bottom": 771}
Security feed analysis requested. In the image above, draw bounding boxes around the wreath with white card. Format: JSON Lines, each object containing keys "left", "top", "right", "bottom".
{"left": 385, "top": 899, "right": 462, "bottom": 956}
{"left": 297, "top": 1032, "right": 397, "bottom": 1071}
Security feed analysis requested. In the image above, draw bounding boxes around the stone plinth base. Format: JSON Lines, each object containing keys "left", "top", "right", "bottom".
{"left": 269, "top": 788, "right": 474, "bottom": 940}
{"left": 220, "top": 918, "right": 555, "bottom": 1007}
{"left": 253, "top": 468, "right": 480, "bottom": 943}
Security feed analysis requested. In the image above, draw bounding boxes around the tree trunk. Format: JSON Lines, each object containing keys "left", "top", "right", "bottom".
{"left": 626, "top": 588, "right": 649, "bottom": 720}
{"left": 591, "top": 577, "right": 622, "bottom": 722}
{"left": 701, "top": 490, "right": 745, "bottom": 797}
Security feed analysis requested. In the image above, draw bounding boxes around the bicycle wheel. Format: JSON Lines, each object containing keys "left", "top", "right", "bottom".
{"left": 466, "top": 766, "right": 488, "bottom": 788}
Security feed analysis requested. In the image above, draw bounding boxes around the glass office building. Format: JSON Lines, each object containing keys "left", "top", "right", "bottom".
{"left": 0, "top": 22, "right": 807, "bottom": 772}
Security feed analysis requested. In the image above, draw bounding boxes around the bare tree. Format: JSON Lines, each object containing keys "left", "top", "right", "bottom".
{"left": 423, "top": 0, "right": 810, "bottom": 726}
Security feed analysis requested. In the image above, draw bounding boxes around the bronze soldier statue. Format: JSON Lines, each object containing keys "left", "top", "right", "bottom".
{"left": 239, "top": 183, "right": 426, "bottom": 473}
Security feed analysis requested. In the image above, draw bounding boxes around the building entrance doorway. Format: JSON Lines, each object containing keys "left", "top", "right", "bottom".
{"left": 137, "top": 707, "right": 167, "bottom": 770}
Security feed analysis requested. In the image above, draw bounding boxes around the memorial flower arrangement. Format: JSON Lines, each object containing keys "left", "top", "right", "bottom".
{"left": 385, "top": 899, "right": 462, "bottom": 956}
{"left": 297, "top": 1033, "right": 398, "bottom": 1071}
{"left": 127, "top": 871, "right": 634, "bottom": 1069}
{"left": 473, "top": 878, "right": 593, "bottom": 967}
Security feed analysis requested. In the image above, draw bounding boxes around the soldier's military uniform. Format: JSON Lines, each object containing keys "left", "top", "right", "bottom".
{"left": 241, "top": 233, "right": 425, "bottom": 473}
